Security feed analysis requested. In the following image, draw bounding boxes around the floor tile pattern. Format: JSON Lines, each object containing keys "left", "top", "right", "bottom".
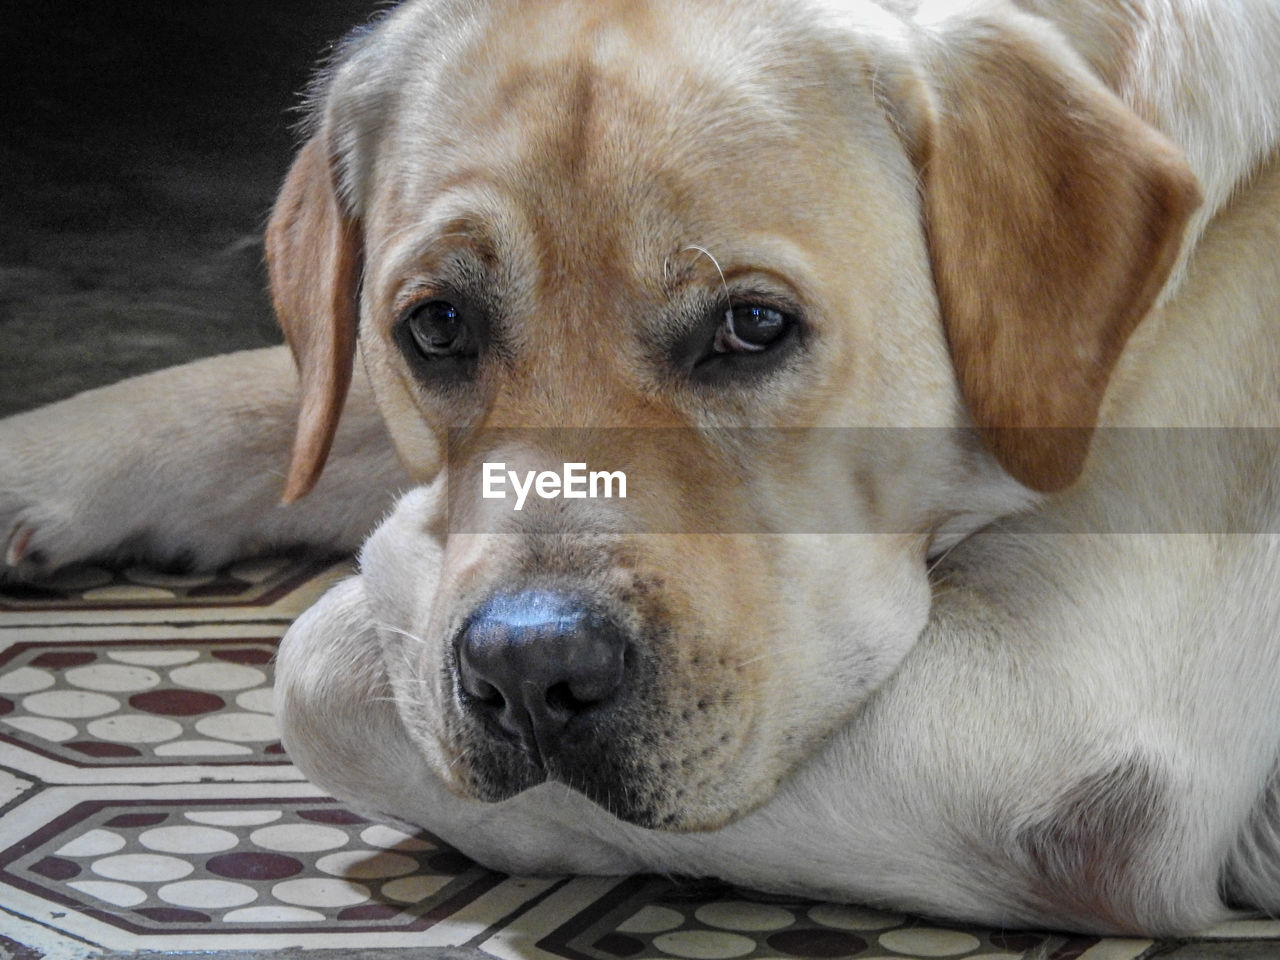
{"left": 1, "top": 798, "right": 497, "bottom": 937}
{"left": 0, "top": 556, "right": 1271, "bottom": 959}
{"left": 0, "top": 557, "right": 346, "bottom": 627}
{"left": 533, "top": 876, "right": 1101, "bottom": 960}
{"left": 0, "top": 559, "right": 333, "bottom": 613}
{"left": 0, "top": 638, "right": 284, "bottom": 767}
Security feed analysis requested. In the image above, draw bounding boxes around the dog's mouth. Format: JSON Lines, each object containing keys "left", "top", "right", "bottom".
{"left": 448, "top": 703, "right": 676, "bottom": 827}
{"left": 448, "top": 695, "right": 762, "bottom": 831}
{"left": 432, "top": 585, "right": 764, "bottom": 830}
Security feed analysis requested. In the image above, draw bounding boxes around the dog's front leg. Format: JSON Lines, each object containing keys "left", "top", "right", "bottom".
{"left": 0, "top": 345, "right": 406, "bottom": 577}
{"left": 276, "top": 572, "right": 647, "bottom": 877}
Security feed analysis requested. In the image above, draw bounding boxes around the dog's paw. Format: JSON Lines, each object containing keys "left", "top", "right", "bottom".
{"left": 1, "top": 349, "right": 402, "bottom": 581}
{"left": 0, "top": 385, "right": 229, "bottom": 579}
{"left": 0, "top": 410, "right": 127, "bottom": 579}
{"left": 3, "top": 524, "right": 92, "bottom": 582}
{"left": 0, "top": 487, "right": 130, "bottom": 581}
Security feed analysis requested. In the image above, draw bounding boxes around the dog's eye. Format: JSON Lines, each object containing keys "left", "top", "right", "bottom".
{"left": 396, "top": 298, "right": 482, "bottom": 383}
{"left": 714, "top": 304, "right": 791, "bottom": 354}
{"left": 666, "top": 295, "right": 803, "bottom": 385}
{"left": 405, "top": 300, "right": 472, "bottom": 358}
{"left": 680, "top": 300, "right": 800, "bottom": 384}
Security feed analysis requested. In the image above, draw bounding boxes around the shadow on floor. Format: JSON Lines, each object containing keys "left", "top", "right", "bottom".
{"left": 1, "top": 0, "right": 381, "bottom": 416}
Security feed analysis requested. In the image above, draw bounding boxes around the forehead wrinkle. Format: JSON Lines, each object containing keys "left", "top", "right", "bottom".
{"left": 473, "top": 71, "right": 668, "bottom": 314}
{"left": 371, "top": 2, "right": 876, "bottom": 350}
{"left": 368, "top": 173, "right": 535, "bottom": 290}
{"left": 454, "top": 4, "right": 817, "bottom": 200}
{"left": 497, "top": 67, "right": 792, "bottom": 270}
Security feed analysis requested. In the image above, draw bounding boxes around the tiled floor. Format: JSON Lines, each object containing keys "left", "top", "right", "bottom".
{"left": 0, "top": 558, "right": 1278, "bottom": 960}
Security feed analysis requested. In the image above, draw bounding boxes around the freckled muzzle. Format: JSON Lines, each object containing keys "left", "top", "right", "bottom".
{"left": 447, "top": 585, "right": 666, "bottom": 823}
{"left": 442, "top": 576, "right": 758, "bottom": 830}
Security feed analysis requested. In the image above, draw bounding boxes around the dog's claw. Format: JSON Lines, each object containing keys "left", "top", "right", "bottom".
{"left": 5, "top": 523, "right": 35, "bottom": 568}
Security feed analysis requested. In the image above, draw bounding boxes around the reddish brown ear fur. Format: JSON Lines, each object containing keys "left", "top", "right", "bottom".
{"left": 919, "top": 28, "right": 1200, "bottom": 491}
{"left": 265, "top": 138, "right": 362, "bottom": 502}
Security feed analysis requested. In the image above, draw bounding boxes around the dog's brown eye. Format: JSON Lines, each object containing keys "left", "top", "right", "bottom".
{"left": 396, "top": 297, "right": 482, "bottom": 384}
{"left": 669, "top": 297, "right": 802, "bottom": 384}
{"left": 406, "top": 300, "right": 471, "bottom": 357}
{"left": 715, "top": 304, "right": 791, "bottom": 353}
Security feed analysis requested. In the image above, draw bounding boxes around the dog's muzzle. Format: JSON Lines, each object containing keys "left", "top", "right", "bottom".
{"left": 454, "top": 589, "right": 629, "bottom": 769}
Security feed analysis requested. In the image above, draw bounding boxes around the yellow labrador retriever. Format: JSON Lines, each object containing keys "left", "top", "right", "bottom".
{"left": 4, "top": 0, "right": 1280, "bottom": 935}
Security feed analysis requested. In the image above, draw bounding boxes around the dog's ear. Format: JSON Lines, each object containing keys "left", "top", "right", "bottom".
{"left": 909, "top": 18, "right": 1200, "bottom": 491}
{"left": 265, "top": 137, "right": 362, "bottom": 502}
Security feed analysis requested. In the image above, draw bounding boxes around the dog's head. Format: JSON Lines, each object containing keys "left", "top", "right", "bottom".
{"left": 267, "top": 0, "right": 1197, "bottom": 830}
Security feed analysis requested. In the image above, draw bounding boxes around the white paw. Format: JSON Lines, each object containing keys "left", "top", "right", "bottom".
{"left": 0, "top": 406, "right": 133, "bottom": 578}
{"left": 0, "top": 349, "right": 403, "bottom": 579}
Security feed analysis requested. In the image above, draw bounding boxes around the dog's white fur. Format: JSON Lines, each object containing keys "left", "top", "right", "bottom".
{"left": 3, "top": 0, "right": 1280, "bottom": 935}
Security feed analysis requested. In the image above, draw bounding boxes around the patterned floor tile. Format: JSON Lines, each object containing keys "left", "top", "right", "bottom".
{"left": 0, "top": 912, "right": 98, "bottom": 960}
{"left": 0, "top": 635, "right": 284, "bottom": 769}
{"left": 0, "top": 769, "right": 34, "bottom": 808}
{"left": 0, "top": 557, "right": 350, "bottom": 627}
{"left": 2, "top": 793, "right": 496, "bottom": 938}
{"left": 498, "top": 877, "right": 1114, "bottom": 960}
{"left": 0, "top": 782, "right": 562, "bottom": 953}
{"left": 0, "top": 623, "right": 301, "bottom": 785}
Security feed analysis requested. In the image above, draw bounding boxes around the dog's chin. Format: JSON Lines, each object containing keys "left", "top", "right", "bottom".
{"left": 448, "top": 735, "right": 768, "bottom": 832}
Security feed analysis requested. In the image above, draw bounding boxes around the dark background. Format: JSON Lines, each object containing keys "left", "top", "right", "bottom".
{"left": 0, "top": 0, "right": 382, "bottom": 415}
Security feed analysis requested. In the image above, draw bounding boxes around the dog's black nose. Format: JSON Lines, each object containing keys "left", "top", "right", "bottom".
{"left": 455, "top": 590, "right": 627, "bottom": 763}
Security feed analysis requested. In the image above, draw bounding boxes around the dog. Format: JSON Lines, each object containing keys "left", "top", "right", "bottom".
{"left": 3, "top": 0, "right": 1280, "bottom": 936}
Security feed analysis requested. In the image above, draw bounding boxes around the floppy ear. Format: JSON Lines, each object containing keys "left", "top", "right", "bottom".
{"left": 265, "top": 137, "right": 362, "bottom": 502}
{"left": 913, "top": 20, "right": 1200, "bottom": 491}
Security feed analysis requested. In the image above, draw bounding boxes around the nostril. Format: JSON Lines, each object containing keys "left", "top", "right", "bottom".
{"left": 469, "top": 677, "right": 505, "bottom": 710}
{"left": 545, "top": 682, "right": 576, "bottom": 716}
{"left": 457, "top": 655, "right": 504, "bottom": 707}
{"left": 545, "top": 680, "right": 605, "bottom": 716}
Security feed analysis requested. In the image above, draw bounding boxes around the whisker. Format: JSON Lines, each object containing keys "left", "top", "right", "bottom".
{"left": 376, "top": 621, "right": 430, "bottom": 647}
{"left": 682, "top": 243, "right": 733, "bottom": 313}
